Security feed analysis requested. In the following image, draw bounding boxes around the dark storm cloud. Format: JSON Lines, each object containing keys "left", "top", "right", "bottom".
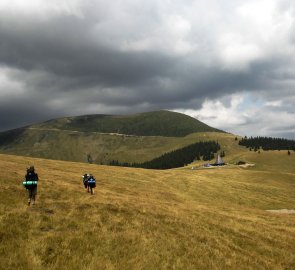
{"left": 0, "top": 0, "right": 294, "bottom": 138}
{"left": 0, "top": 14, "right": 174, "bottom": 88}
{"left": 0, "top": 97, "right": 66, "bottom": 130}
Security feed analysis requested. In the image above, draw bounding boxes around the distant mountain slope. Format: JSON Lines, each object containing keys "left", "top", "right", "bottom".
{"left": 0, "top": 110, "right": 229, "bottom": 165}
{"left": 32, "top": 110, "right": 223, "bottom": 137}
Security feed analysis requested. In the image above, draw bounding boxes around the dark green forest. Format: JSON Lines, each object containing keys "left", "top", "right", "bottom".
{"left": 239, "top": 136, "right": 295, "bottom": 151}
{"left": 110, "top": 141, "right": 220, "bottom": 169}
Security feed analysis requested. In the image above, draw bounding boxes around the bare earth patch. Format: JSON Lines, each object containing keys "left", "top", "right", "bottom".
{"left": 266, "top": 209, "right": 295, "bottom": 214}
{"left": 239, "top": 163, "right": 255, "bottom": 168}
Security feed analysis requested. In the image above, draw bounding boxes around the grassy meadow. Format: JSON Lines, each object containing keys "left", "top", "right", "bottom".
{"left": 0, "top": 151, "right": 294, "bottom": 270}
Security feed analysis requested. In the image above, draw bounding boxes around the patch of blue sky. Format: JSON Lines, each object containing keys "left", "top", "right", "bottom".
{"left": 237, "top": 92, "right": 265, "bottom": 111}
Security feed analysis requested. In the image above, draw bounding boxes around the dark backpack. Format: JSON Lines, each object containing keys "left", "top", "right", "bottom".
{"left": 26, "top": 171, "right": 38, "bottom": 181}
{"left": 88, "top": 177, "right": 96, "bottom": 188}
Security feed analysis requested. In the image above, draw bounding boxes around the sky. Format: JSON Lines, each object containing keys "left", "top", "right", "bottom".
{"left": 0, "top": 0, "right": 294, "bottom": 139}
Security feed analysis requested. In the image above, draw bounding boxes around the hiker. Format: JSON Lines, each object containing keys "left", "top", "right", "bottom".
{"left": 87, "top": 174, "right": 96, "bottom": 195}
{"left": 23, "top": 166, "right": 39, "bottom": 206}
{"left": 82, "top": 173, "right": 89, "bottom": 191}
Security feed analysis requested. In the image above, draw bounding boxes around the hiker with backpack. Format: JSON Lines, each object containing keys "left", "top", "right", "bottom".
{"left": 87, "top": 174, "right": 96, "bottom": 195}
{"left": 82, "top": 173, "right": 90, "bottom": 191}
{"left": 23, "top": 166, "right": 39, "bottom": 206}
{"left": 82, "top": 173, "right": 96, "bottom": 194}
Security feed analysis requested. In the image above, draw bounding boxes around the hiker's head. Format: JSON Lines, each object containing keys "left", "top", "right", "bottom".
{"left": 29, "top": 166, "right": 35, "bottom": 172}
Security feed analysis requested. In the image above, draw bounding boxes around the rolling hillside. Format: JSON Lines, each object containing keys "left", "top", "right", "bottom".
{"left": 0, "top": 129, "right": 244, "bottom": 166}
{"left": 0, "top": 152, "right": 294, "bottom": 269}
{"left": 32, "top": 110, "right": 223, "bottom": 136}
{"left": 0, "top": 111, "right": 230, "bottom": 165}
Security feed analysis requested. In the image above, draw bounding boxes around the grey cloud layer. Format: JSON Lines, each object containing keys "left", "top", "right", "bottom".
{"left": 0, "top": 0, "right": 294, "bottom": 138}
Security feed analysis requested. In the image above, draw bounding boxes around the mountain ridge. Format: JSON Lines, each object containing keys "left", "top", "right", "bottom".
{"left": 31, "top": 110, "right": 223, "bottom": 137}
{"left": 0, "top": 110, "right": 228, "bottom": 165}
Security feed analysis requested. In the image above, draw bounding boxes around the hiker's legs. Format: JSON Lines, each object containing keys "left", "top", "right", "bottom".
{"left": 28, "top": 188, "right": 33, "bottom": 205}
{"left": 91, "top": 187, "right": 94, "bottom": 195}
{"left": 31, "top": 186, "right": 37, "bottom": 205}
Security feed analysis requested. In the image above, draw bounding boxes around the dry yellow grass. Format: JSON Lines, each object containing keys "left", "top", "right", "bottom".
{"left": 0, "top": 152, "right": 294, "bottom": 270}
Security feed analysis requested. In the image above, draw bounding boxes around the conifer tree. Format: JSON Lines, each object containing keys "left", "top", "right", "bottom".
{"left": 110, "top": 141, "right": 221, "bottom": 169}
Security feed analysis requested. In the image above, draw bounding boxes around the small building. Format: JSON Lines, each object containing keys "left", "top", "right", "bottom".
{"left": 214, "top": 155, "right": 225, "bottom": 166}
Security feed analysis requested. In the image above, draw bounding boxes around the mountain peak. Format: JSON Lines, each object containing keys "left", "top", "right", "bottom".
{"left": 32, "top": 110, "right": 223, "bottom": 137}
